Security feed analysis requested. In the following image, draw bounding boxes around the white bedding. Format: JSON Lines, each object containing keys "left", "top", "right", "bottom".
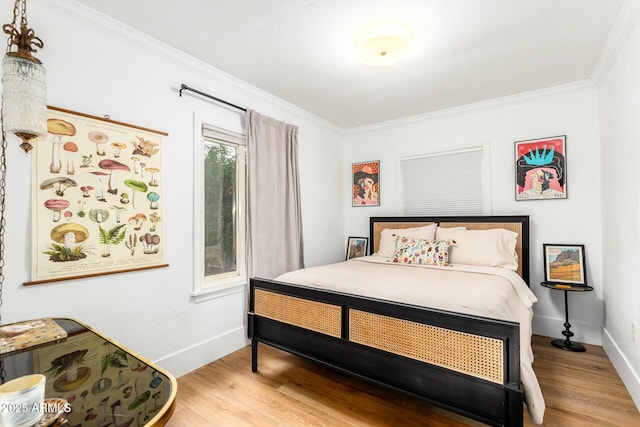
{"left": 276, "top": 255, "right": 545, "bottom": 424}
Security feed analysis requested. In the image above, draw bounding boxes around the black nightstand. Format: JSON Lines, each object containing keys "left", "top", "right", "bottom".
{"left": 540, "top": 281, "right": 593, "bottom": 352}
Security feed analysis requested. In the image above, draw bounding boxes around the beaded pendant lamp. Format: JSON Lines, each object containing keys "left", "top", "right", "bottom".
{"left": 0, "top": 0, "right": 46, "bottom": 324}
{"left": 2, "top": 0, "right": 47, "bottom": 153}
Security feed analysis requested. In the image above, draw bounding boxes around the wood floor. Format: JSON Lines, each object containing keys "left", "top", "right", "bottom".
{"left": 165, "top": 335, "right": 640, "bottom": 426}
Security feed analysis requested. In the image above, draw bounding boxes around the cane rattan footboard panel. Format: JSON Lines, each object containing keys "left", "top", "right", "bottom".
{"left": 248, "top": 280, "right": 523, "bottom": 426}
{"left": 248, "top": 216, "right": 529, "bottom": 427}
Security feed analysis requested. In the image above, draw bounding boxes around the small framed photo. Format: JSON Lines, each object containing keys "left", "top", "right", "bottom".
{"left": 346, "top": 237, "right": 368, "bottom": 260}
{"left": 543, "top": 244, "right": 587, "bottom": 285}
{"left": 352, "top": 161, "right": 379, "bottom": 206}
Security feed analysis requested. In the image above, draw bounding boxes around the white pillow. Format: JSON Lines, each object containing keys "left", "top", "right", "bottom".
{"left": 434, "top": 227, "right": 519, "bottom": 270}
{"left": 377, "top": 224, "right": 437, "bottom": 258}
{"left": 435, "top": 226, "right": 466, "bottom": 240}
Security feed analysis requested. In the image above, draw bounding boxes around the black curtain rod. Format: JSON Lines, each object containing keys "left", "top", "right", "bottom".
{"left": 179, "top": 84, "right": 247, "bottom": 112}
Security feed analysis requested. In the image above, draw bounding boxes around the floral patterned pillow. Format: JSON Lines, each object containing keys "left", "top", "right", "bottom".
{"left": 392, "top": 236, "right": 455, "bottom": 266}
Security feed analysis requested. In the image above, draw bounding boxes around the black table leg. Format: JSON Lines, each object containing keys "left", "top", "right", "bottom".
{"left": 551, "top": 290, "right": 586, "bottom": 352}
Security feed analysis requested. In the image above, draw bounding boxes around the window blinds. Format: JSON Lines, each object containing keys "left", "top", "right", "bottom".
{"left": 401, "top": 148, "right": 484, "bottom": 215}
{"left": 202, "top": 124, "right": 245, "bottom": 146}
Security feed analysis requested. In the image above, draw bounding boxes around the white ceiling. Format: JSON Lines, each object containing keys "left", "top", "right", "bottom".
{"left": 75, "top": 0, "right": 626, "bottom": 129}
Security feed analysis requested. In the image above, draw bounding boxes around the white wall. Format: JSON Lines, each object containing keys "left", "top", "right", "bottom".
{"left": 343, "top": 84, "right": 604, "bottom": 345}
{"left": 0, "top": 0, "right": 344, "bottom": 377}
{"left": 4, "top": 3, "right": 636, "bottom": 408}
{"left": 598, "top": 6, "right": 640, "bottom": 408}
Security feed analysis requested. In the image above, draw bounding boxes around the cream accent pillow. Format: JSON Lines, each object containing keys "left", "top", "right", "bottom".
{"left": 434, "top": 227, "right": 519, "bottom": 270}
{"left": 377, "top": 224, "right": 437, "bottom": 258}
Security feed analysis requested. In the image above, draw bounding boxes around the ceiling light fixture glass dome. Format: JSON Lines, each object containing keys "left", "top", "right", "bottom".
{"left": 354, "top": 19, "right": 413, "bottom": 67}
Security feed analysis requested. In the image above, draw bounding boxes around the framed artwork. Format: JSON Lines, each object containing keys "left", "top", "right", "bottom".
{"left": 27, "top": 106, "right": 168, "bottom": 286}
{"left": 352, "top": 160, "right": 379, "bottom": 206}
{"left": 346, "top": 237, "right": 368, "bottom": 260}
{"left": 515, "top": 135, "right": 566, "bottom": 200}
{"left": 543, "top": 244, "right": 587, "bottom": 285}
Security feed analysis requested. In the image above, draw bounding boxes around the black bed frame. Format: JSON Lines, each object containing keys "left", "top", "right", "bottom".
{"left": 248, "top": 216, "right": 529, "bottom": 426}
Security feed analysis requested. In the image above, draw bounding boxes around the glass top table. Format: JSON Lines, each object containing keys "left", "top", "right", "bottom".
{"left": 0, "top": 318, "right": 176, "bottom": 426}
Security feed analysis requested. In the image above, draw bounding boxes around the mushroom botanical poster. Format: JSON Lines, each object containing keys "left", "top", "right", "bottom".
{"left": 28, "top": 106, "right": 167, "bottom": 285}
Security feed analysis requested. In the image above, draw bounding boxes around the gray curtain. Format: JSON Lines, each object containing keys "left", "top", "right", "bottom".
{"left": 246, "top": 110, "right": 304, "bottom": 279}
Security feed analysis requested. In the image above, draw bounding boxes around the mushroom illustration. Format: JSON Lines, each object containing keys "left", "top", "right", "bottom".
{"left": 111, "top": 142, "right": 126, "bottom": 158}
{"left": 145, "top": 167, "right": 159, "bottom": 187}
{"left": 64, "top": 211, "right": 73, "bottom": 221}
{"left": 148, "top": 212, "right": 160, "bottom": 232}
{"left": 77, "top": 200, "right": 86, "bottom": 217}
{"left": 80, "top": 390, "right": 89, "bottom": 409}
{"left": 127, "top": 378, "right": 150, "bottom": 411}
{"left": 40, "top": 177, "right": 78, "bottom": 197}
{"left": 99, "top": 159, "right": 131, "bottom": 195}
{"left": 48, "top": 119, "right": 76, "bottom": 174}
{"left": 130, "top": 136, "right": 159, "bottom": 157}
{"left": 63, "top": 141, "right": 78, "bottom": 175}
{"left": 140, "top": 233, "right": 160, "bottom": 254}
{"left": 89, "top": 208, "right": 110, "bottom": 224}
{"left": 109, "top": 205, "right": 127, "bottom": 223}
{"left": 129, "top": 213, "right": 147, "bottom": 231}
{"left": 124, "top": 179, "right": 148, "bottom": 209}
{"left": 87, "top": 171, "right": 109, "bottom": 202}
{"left": 50, "top": 222, "right": 89, "bottom": 252}
{"left": 149, "top": 371, "right": 163, "bottom": 388}
{"left": 84, "top": 409, "right": 96, "bottom": 421}
{"left": 45, "top": 349, "right": 91, "bottom": 392}
{"left": 89, "top": 131, "right": 109, "bottom": 156}
{"left": 139, "top": 162, "right": 146, "bottom": 178}
{"left": 120, "top": 193, "right": 129, "bottom": 204}
{"left": 80, "top": 185, "right": 94, "bottom": 198}
{"left": 150, "top": 391, "right": 163, "bottom": 412}
{"left": 131, "top": 157, "right": 140, "bottom": 174}
{"left": 44, "top": 199, "right": 70, "bottom": 222}
{"left": 147, "top": 192, "right": 160, "bottom": 209}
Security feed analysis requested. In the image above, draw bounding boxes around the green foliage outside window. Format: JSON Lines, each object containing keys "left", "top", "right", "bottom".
{"left": 203, "top": 141, "right": 237, "bottom": 276}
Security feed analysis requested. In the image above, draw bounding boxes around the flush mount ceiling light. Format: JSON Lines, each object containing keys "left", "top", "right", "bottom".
{"left": 354, "top": 19, "right": 413, "bottom": 67}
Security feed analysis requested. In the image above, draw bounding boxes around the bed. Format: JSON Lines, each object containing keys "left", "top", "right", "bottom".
{"left": 248, "top": 216, "right": 544, "bottom": 426}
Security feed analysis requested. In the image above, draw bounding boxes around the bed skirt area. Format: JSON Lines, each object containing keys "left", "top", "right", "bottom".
{"left": 248, "top": 278, "right": 524, "bottom": 427}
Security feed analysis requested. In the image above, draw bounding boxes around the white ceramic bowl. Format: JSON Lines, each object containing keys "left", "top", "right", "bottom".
{"left": 0, "top": 374, "right": 46, "bottom": 427}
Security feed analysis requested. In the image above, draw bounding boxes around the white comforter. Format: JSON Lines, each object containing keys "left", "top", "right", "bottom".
{"left": 276, "top": 255, "right": 545, "bottom": 424}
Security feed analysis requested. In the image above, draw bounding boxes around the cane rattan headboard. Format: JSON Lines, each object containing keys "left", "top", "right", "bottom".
{"left": 369, "top": 216, "right": 530, "bottom": 285}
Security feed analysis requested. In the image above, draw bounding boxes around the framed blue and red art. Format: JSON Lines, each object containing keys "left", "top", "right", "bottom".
{"left": 515, "top": 135, "right": 567, "bottom": 200}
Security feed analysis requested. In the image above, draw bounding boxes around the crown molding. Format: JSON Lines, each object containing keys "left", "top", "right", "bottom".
{"left": 346, "top": 80, "right": 596, "bottom": 136}
{"left": 31, "top": 0, "right": 343, "bottom": 135}
{"left": 591, "top": 0, "right": 640, "bottom": 85}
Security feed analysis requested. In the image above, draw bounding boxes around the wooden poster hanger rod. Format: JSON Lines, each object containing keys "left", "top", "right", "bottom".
{"left": 179, "top": 84, "right": 247, "bottom": 112}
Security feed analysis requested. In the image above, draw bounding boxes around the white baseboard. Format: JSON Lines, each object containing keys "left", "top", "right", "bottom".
{"left": 533, "top": 314, "right": 602, "bottom": 346}
{"left": 602, "top": 328, "right": 640, "bottom": 411}
{"left": 154, "top": 326, "right": 248, "bottom": 378}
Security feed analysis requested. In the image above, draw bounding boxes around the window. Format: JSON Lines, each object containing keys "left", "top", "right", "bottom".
{"left": 193, "top": 123, "right": 246, "bottom": 301}
{"left": 401, "top": 147, "right": 489, "bottom": 215}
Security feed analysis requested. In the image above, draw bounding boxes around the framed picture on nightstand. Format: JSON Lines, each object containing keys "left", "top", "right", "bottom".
{"left": 543, "top": 244, "right": 587, "bottom": 285}
{"left": 346, "top": 237, "right": 368, "bottom": 260}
